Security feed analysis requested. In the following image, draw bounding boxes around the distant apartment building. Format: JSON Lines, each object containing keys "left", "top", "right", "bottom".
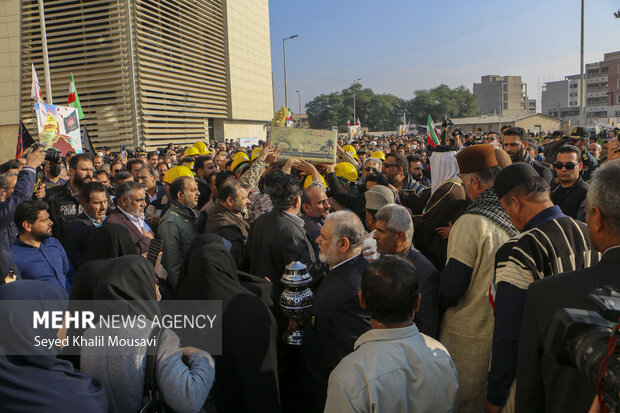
{"left": 541, "top": 74, "right": 581, "bottom": 126}
{"left": 585, "top": 51, "right": 620, "bottom": 125}
{"left": 528, "top": 99, "right": 536, "bottom": 113}
{"left": 473, "top": 75, "right": 530, "bottom": 116}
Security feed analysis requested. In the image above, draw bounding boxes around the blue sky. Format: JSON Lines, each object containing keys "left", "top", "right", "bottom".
{"left": 269, "top": 0, "right": 620, "bottom": 112}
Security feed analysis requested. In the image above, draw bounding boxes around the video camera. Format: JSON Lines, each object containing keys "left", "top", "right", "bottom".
{"left": 441, "top": 116, "right": 453, "bottom": 128}
{"left": 31, "top": 143, "right": 62, "bottom": 164}
{"left": 546, "top": 286, "right": 620, "bottom": 411}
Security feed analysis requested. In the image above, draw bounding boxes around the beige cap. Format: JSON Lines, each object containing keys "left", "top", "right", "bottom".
{"left": 365, "top": 185, "right": 395, "bottom": 211}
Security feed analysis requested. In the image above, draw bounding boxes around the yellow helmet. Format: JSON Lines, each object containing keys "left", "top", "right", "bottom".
{"left": 371, "top": 150, "right": 385, "bottom": 161}
{"left": 233, "top": 151, "right": 250, "bottom": 163}
{"left": 231, "top": 157, "right": 251, "bottom": 174}
{"left": 342, "top": 144, "right": 359, "bottom": 161}
{"left": 335, "top": 162, "right": 358, "bottom": 183}
{"left": 251, "top": 148, "right": 263, "bottom": 162}
{"left": 192, "top": 141, "right": 210, "bottom": 155}
{"left": 184, "top": 146, "right": 200, "bottom": 157}
{"left": 163, "top": 165, "right": 193, "bottom": 184}
{"left": 303, "top": 174, "right": 328, "bottom": 189}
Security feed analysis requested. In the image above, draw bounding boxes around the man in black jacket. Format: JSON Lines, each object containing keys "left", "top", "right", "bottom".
{"left": 302, "top": 210, "right": 370, "bottom": 413}
{"left": 502, "top": 127, "right": 553, "bottom": 185}
{"left": 515, "top": 160, "right": 619, "bottom": 413}
{"left": 372, "top": 204, "right": 440, "bottom": 338}
{"left": 63, "top": 182, "right": 108, "bottom": 269}
{"left": 45, "top": 153, "right": 93, "bottom": 241}
{"left": 247, "top": 170, "right": 317, "bottom": 412}
{"left": 551, "top": 144, "right": 589, "bottom": 219}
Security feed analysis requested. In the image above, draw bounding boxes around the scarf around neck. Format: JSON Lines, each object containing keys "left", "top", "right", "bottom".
{"left": 465, "top": 187, "right": 518, "bottom": 236}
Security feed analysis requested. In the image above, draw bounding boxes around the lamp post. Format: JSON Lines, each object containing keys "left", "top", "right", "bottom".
{"left": 579, "top": 0, "right": 585, "bottom": 125}
{"left": 296, "top": 90, "right": 301, "bottom": 122}
{"left": 282, "top": 34, "right": 298, "bottom": 109}
{"left": 353, "top": 77, "right": 362, "bottom": 124}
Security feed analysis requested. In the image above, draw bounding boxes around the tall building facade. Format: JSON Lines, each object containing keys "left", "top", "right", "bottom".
{"left": 11, "top": 0, "right": 273, "bottom": 151}
{"left": 473, "top": 75, "right": 529, "bottom": 116}
{"left": 541, "top": 74, "right": 581, "bottom": 126}
{"left": 585, "top": 51, "right": 620, "bottom": 125}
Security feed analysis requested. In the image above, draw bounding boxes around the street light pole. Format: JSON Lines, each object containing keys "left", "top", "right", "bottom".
{"left": 296, "top": 90, "right": 301, "bottom": 116}
{"left": 353, "top": 77, "right": 361, "bottom": 124}
{"left": 282, "top": 34, "right": 298, "bottom": 109}
{"left": 579, "top": 0, "right": 585, "bottom": 125}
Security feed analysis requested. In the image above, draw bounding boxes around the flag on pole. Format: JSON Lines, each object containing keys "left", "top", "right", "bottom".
{"left": 81, "top": 123, "right": 94, "bottom": 158}
{"left": 30, "top": 63, "right": 43, "bottom": 101}
{"left": 31, "top": 64, "right": 47, "bottom": 127}
{"left": 355, "top": 118, "right": 360, "bottom": 126}
{"left": 16, "top": 121, "right": 36, "bottom": 159}
{"left": 67, "top": 73, "right": 84, "bottom": 120}
{"left": 426, "top": 115, "right": 440, "bottom": 148}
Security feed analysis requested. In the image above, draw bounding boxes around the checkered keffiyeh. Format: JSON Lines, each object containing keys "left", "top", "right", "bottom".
{"left": 465, "top": 187, "right": 518, "bottom": 236}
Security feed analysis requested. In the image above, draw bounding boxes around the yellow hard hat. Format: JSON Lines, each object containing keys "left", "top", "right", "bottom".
{"left": 233, "top": 151, "right": 250, "bottom": 163}
{"left": 303, "top": 174, "right": 328, "bottom": 189}
{"left": 163, "top": 165, "right": 193, "bottom": 184}
{"left": 231, "top": 157, "right": 251, "bottom": 174}
{"left": 192, "top": 141, "right": 210, "bottom": 155}
{"left": 335, "top": 162, "right": 358, "bottom": 183}
{"left": 251, "top": 148, "right": 263, "bottom": 162}
{"left": 184, "top": 146, "right": 200, "bottom": 157}
{"left": 342, "top": 144, "right": 359, "bottom": 161}
{"left": 371, "top": 150, "right": 385, "bottom": 161}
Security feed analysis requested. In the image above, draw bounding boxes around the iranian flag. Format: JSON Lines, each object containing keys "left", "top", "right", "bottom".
{"left": 67, "top": 73, "right": 84, "bottom": 119}
{"left": 427, "top": 115, "right": 440, "bottom": 147}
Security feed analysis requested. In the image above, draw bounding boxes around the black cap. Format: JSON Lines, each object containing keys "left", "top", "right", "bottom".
{"left": 493, "top": 163, "right": 539, "bottom": 200}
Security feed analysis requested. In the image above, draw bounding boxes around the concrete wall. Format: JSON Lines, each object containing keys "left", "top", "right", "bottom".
{"left": 0, "top": 0, "right": 20, "bottom": 161}
{"left": 225, "top": 0, "right": 273, "bottom": 122}
{"left": 211, "top": 119, "right": 267, "bottom": 142}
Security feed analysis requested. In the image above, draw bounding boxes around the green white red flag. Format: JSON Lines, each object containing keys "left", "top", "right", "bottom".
{"left": 427, "top": 115, "right": 440, "bottom": 148}
{"left": 67, "top": 72, "right": 84, "bottom": 119}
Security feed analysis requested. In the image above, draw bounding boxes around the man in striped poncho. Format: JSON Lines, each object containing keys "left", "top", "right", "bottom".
{"left": 484, "top": 163, "right": 599, "bottom": 413}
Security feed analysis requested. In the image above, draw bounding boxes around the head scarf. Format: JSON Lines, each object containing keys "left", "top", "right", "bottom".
{"left": 92, "top": 255, "right": 160, "bottom": 320}
{"left": 0, "top": 280, "right": 108, "bottom": 413}
{"left": 81, "top": 223, "right": 137, "bottom": 265}
{"left": 176, "top": 238, "right": 279, "bottom": 412}
{"left": 429, "top": 150, "right": 460, "bottom": 195}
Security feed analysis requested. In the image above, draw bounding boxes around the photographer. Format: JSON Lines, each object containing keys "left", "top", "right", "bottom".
{"left": 515, "top": 160, "right": 620, "bottom": 413}
{"left": 0, "top": 147, "right": 45, "bottom": 249}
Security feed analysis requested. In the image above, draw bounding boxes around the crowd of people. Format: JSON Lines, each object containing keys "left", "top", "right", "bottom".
{"left": 0, "top": 123, "right": 618, "bottom": 413}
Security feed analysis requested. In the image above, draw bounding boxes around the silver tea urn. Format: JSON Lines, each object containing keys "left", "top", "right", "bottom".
{"left": 279, "top": 261, "right": 314, "bottom": 345}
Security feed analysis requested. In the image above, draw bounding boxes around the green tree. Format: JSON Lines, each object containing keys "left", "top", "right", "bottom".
{"left": 305, "top": 92, "right": 345, "bottom": 130}
{"left": 306, "top": 84, "right": 405, "bottom": 132}
{"left": 406, "top": 84, "right": 479, "bottom": 125}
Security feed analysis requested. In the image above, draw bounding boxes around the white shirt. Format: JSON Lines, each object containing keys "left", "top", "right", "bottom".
{"left": 117, "top": 206, "right": 151, "bottom": 234}
{"left": 325, "top": 325, "right": 459, "bottom": 413}
{"left": 329, "top": 254, "right": 358, "bottom": 271}
{"left": 284, "top": 210, "right": 305, "bottom": 227}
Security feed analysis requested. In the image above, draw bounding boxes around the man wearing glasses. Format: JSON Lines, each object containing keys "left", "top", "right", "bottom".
{"left": 551, "top": 145, "right": 588, "bottom": 219}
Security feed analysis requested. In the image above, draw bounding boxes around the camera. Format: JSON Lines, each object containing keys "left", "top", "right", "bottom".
{"left": 441, "top": 116, "right": 453, "bottom": 128}
{"left": 451, "top": 128, "right": 463, "bottom": 137}
{"left": 546, "top": 286, "right": 620, "bottom": 411}
{"left": 31, "top": 144, "right": 62, "bottom": 164}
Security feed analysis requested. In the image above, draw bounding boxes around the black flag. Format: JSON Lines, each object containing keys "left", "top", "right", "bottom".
{"left": 81, "top": 123, "right": 95, "bottom": 159}
{"left": 16, "top": 121, "right": 35, "bottom": 159}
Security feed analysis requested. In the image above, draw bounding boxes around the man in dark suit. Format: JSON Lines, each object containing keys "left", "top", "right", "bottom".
{"left": 301, "top": 211, "right": 370, "bottom": 413}
{"left": 373, "top": 203, "right": 440, "bottom": 339}
{"left": 515, "top": 160, "right": 620, "bottom": 413}
{"left": 104, "top": 181, "right": 153, "bottom": 255}
{"left": 502, "top": 127, "right": 553, "bottom": 186}
{"left": 63, "top": 182, "right": 108, "bottom": 269}
{"left": 247, "top": 170, "right": 317, "bottom": 412}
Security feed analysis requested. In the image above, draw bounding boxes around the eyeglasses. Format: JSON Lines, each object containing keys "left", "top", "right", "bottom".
{"left": 553, "top": 162, "right": 578, "bottom": 170}
{"left": 364, "top": 167, "right": 378, "bottom": 172}
{"left": 383, "top": 163, "right": 399, "bottom": 169}
{"left": 112, "top": 169, "right": 121, "bottom": 173}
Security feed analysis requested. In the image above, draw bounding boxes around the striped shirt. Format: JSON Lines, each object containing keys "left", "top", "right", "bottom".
{"left": 495, "top": 214, "right": 599, "bottom": 290}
